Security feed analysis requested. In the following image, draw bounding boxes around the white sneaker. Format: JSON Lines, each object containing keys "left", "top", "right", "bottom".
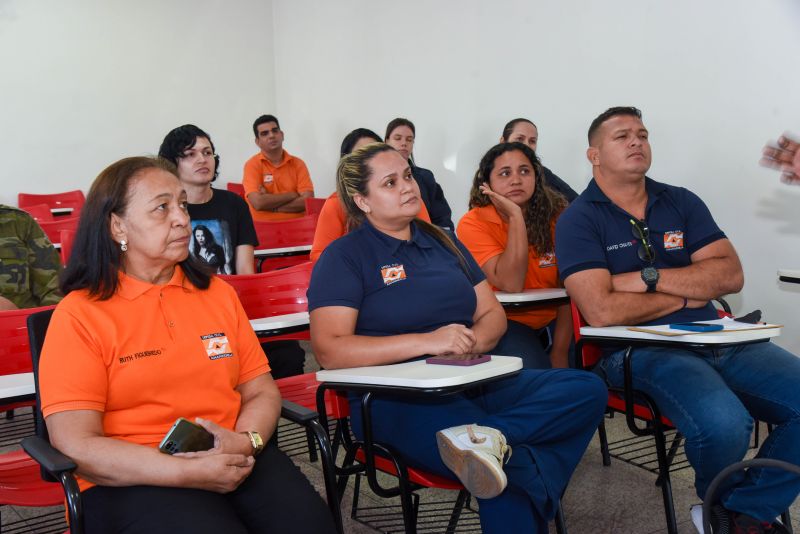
{"left": 436, "top": 424, "right": 511, "bottom": 499}
{"left": 691, "top": 504, "right": 706, "bottom": 533}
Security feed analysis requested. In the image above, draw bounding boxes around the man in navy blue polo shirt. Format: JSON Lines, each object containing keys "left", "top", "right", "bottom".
{"left": 556, "top": 107, "right": 800, "bottom": 533}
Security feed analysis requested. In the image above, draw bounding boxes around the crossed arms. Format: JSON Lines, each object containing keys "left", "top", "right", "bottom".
{"left": 564, "top": 238, "right": 744, "bottom": 327}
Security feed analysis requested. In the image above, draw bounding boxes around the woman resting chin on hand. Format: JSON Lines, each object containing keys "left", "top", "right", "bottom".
{"left": 457, "top": 142, "right": 573, "bottom": 369}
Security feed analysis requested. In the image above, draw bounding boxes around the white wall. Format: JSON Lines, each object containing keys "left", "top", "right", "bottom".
{"left": 2, "top": 0, "right": 800, "bottom": 352}
{"left": 272, "top": 0, "right": 800, "bottom": 352}
{"left": 0, "top": 0, "right": 276, "bottom": 203}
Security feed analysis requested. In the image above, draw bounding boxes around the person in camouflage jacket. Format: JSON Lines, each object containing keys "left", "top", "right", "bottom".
{"left": 0, "top": 205, "right": 62, "bottom": 309}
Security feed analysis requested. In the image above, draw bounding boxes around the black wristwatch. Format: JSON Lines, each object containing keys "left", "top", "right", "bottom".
{"left": 641, "top": 266, "right": 659, "bottom": 293}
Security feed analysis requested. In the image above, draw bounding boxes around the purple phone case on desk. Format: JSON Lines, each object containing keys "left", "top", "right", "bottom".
{"left": 425, "top": 354, "right": 492, "bottom": 366}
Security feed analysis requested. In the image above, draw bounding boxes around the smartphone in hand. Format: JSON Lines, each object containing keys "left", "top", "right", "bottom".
{"left": 426, "top": 354, "right": 492, "bottom": 366}
{"left": 158, "top": 418, "right": 215, "bottom": 455}
{"left": 668, "top": 322, "right": 724, "bottom": 333}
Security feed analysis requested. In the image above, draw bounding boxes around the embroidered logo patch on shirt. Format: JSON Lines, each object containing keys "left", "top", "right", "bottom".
{"left": 263, "top": 174, "right": 274, "bottom": 185}
{"left": 664, "top": 231, "right": 684, "bottom": 250}
{"left": 381, "top": 264, "right": 406, "bottom": 286}
{"left": 201, "top": 332, "right": 233, "bottom": 360}
{"left": 538, "top": 252, "right": 557, "bottom": 268}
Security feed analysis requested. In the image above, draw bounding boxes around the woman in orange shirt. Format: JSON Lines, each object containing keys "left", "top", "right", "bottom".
{"left": 38, "top": 156, "right": 335, "bottom": 534}
{"left": 310, "top": 128, "right": 431, "bottom": 262}
{"left": 457, "top": 142, "right": 571, "bottom": 368}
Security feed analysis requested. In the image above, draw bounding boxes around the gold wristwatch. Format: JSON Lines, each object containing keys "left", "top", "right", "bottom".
{"left": 243, "top": 431, "right": 265, "bottom": 456}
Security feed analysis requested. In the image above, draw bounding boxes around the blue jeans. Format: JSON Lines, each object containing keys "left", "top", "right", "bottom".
{"left": 597, "top": 341, "right": 800, "bottom": 521}
{"left": 349, "top": 369, "right": 607, "bottom": 534}
{"left": 493, "top": 319, "right": 575, "bottom": 369}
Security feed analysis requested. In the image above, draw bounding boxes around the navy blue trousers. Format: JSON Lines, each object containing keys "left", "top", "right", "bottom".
{"left": 349, "top": 368, "right": 607, "bottom": 533}
{"left": 493, "top": 319, "right": 576, "bottom": 369}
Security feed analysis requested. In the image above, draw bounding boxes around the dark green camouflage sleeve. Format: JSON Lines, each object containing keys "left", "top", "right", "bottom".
{"left": 0, "top": 207, "right": 62, "bottom": 308}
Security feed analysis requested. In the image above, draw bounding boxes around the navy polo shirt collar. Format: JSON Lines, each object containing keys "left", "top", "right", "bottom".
{"left": 363, "top": 219, "right": 434, "bottom": 255}
{"left": 585, "top": 177, "right": 669, "bottom": 213}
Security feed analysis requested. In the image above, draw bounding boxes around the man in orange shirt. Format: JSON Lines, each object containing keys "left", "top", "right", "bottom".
{"left": 242, "top": 115, "right": 315, "bottom": 221}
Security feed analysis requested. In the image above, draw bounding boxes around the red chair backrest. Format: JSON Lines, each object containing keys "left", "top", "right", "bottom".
{"left": 226, "top": 182, "right": 245, "bottom": 198}
{"left": 36, "top": 217, "right": 80, "bottom": 246}
{"left": 219, "top": 262, "right": 312, "bottom": 319}
{"left": 0, "top": 305, "right": 56, "bottom": 376}
{"left": 21, "top": 204, "right": 53, "bottom": 223}
{"left": 253, "top": 215, "right": 317, "bottom": 271}
{"left": 570, "top": 301, "right": 603, "bottom": 369}
{"left": 18, "top": 190, "right": 85, "bottom": 216}
{"left": 253, "top": 215, "right": 318, "bottom": 250}
{"left": 304, "top": 197, "right": 326, "bottom": 218}
{"left": 59, "top": 229, "right": 76, "bottom": 266}
{"left": 275, "top": 372, "right": 351, "bottom": 419}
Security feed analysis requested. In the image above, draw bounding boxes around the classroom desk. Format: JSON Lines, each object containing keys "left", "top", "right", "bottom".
{"left": 0, "top": 373, "right": 35, "bottom": 404}
{"left": 580, "top": 322, "right": 781, "bottom": 346}
{"left": 253, "top": 245, "right": 312, "bottom": 271}
{"left": 254, "top": 245, "right": 312, "bottom": 258}
{"left": 778, "top": 269, "right": 800, "bottom": 285}
{"left": 314, "top": 355, "right": 522, "bottom": 531}
{"left": 316, "top": 355, "right": 522, "bottom": 390}
{"left": 249, "top": 311, "right": 309, "bottom": 338}
{"left": 495, "top": 288, "right": 569, "bottom": 310}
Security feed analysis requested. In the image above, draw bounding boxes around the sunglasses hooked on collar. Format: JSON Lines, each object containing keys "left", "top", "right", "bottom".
{"left": 629, "top": 218, "right": 656, "bottom": 264}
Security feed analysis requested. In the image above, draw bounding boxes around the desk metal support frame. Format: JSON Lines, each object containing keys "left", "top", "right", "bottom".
{"left": 315, "top": 372, "right": 573, "bottom": 534}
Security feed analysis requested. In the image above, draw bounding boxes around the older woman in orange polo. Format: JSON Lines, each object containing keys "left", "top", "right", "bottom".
{"left": 38, "top": 157, "right": 335, "bottom": 534}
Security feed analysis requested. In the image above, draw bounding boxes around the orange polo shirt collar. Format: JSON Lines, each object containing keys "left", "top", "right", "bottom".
{"left": 116, "top": 265, "right": 194, "bottom": 301}
{"left": 259, "top": 149, "right": 291, "bottom": 169}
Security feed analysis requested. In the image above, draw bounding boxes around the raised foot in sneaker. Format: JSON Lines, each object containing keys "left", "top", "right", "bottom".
{"left": 436, "top": 424, "right": 511, "bottom": 499}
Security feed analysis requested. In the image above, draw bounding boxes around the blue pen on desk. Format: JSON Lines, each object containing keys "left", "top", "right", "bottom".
{"left": 668, "top": 322, "right": 724, "bottom": 332}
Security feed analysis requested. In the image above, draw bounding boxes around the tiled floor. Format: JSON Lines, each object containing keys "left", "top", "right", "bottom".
{"left": 3, "top": 344, "right": 799, "bottom": 533}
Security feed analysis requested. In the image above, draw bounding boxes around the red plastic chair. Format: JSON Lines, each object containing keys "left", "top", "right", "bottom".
{"left": 22, "top": 204, "right": 54, "bottom": 223}
{"left": 226, "top": 182, "right": 245, "bottom": 198}
{"left": 219, "top": 262, "right": 312, "bottom": 343}
{"left": 0, "top": 306, "right": 66, "bottom": 531}
{"left": 572, "top": 301, "right": 682, "bottom": 533}
{"left": 0, "top": 305, "right": 56, "bottom": 413}
{"left": 304, "top": 197, "right": 326, "bottom": 218}
{"left": 18, "top": 190, "right": 85, "bottom": 218}
{"left": 572, "top": 299, "right": 737, "bottom": 534}
{"left": 280, "top": 372, "right": 490, "bottom": 534}
{"left": 253, "top": 215, "right": 317, "bottom": 272}
{"left": 59, "top": 230, "right": 76, "bottom": 266}
{"left": 36, "top": 217, "right": 80, "bottom": 247}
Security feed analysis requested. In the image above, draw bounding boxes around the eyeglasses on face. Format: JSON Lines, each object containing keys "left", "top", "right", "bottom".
{"left": 179, "top": 149, "right": 216, "bottom": 160}
{"left": 629, "top": 218, "right": 656, "bottom": 263}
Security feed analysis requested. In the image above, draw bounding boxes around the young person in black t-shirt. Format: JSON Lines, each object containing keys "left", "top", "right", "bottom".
{"left": 159, "top": 125, "right": 306, "bottom": 378}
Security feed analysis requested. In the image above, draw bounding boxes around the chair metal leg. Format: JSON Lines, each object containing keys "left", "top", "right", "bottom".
{"left": 653, "top": 426, "right": 679, "bottom": 534}
{"left": 780, "top": 509, "right": 792, "bottom": 533}
{"left": 656, "top": 432, "right": 684, "bottom": 487}
{"left": 398, "top": 480, "right": 418, "bottom": 534}
{"left": 598, "top": 419, "right": 611, "bottom": 467}
{"left": 753, "top": 420, "right": 761, "bottom": 449}
{"left": 304, "top": 417, "right": 345, "bottom": 534}
{"left": 555, "top": 499, "right": 568, "bottom": 534}
{"left": 351, "top": 472, "right": 362, "bottom": 519}
{"left": 305, "top": 427, "right": 318, "bottom": 463}
{"left": 445, "top": 490, "right": 469, "bottom": 534}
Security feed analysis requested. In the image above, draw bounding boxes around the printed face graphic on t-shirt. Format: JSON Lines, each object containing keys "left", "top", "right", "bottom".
{"left": 190, "top": 220, "right": 233, "bottom": 275}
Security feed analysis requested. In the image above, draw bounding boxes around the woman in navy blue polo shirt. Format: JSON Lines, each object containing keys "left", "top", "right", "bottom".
{"left": 307, "top": 143, "right": 607, "bottom": 534}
